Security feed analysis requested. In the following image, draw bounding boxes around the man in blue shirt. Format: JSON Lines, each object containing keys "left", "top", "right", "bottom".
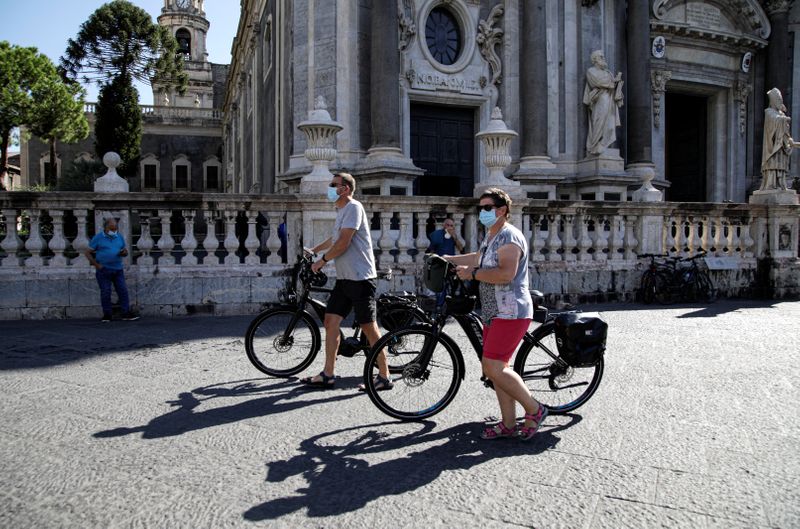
{"left": 86, "top": 218, "right": 139, "bottom": 322}
{"left": 427, "top": 218, "right": 464, "bottom": 256}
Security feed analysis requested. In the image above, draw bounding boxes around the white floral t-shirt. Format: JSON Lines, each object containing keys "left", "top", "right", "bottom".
{"left": 477, "top": 223, "right": 533, "bottom": 321}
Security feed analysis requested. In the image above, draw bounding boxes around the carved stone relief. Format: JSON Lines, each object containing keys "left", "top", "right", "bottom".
{"left": 763, "top": 0, "right": 792, "bottom": 15}
{"left": 733, "top": 80, "right": 751, "bottom": 135}
{"left": 398, "top": 0, "right": 416, "bottom": 52}
{"left": 650, "top": 69, "right": 672, "bottom": 128}
{"left": 477, "top": 4, "right": 504, "bottom": 87}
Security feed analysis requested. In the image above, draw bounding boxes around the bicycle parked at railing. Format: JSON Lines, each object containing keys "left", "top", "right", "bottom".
{"left": 244, "top": 253, "right": 431, "bottom": 377}
{"left": 362, "top": 260, "right": 608, "bottom": 421}
{"left": 638, "top": 251, "right": 716, "bottom": 304}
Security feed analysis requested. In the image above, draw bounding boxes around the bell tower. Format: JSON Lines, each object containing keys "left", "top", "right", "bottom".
{"left": 155, "top": 0, "right": 214, "bottom": 108}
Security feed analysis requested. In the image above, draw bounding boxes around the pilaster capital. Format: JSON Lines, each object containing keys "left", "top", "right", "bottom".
{"left": 650, "top": 69, "right": 672, "bottom": 93}
{"left": 763, "top": 0, "right": 792, "bottom": 16}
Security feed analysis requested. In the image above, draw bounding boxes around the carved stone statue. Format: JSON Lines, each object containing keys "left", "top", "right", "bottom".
{"left": 583, "top": 50, "right": 624, "bottom": 156}
{"left": 760, "top": 88, "right": 797, "bottom": 191}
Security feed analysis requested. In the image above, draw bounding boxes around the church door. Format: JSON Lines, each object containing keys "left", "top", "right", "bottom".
{"left": 410, "top": 103, "right": 474, "bottom": 197}
{"left": 665, "top": 93, "right": 708, "bottom": 202}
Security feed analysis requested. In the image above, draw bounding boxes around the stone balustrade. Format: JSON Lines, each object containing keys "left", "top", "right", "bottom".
{"left": 83, "top": 102, "right": 223, "bottom": 121}
{"left": 0, "top": 191, "right": 798, "bottom": 319}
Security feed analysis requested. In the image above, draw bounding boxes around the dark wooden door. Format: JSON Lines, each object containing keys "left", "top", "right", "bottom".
{"left": 410, "top": 103, "right": 474, "bottom": 197}
{"left": 665, "top": 93, "right": 707, "bottom": 202}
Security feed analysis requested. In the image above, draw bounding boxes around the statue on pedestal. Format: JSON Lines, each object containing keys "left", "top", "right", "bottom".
{"left": 583, "top": 50, "right": 624, "bottom": 156}
{"left": 760, "top": 88, "right": 798, "bottom": 191}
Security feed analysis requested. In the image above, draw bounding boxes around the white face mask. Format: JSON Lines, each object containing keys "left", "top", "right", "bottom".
{"left": 107, "top": 230, "right": 118, "bottom": 237}
{"left": 443, "top": 232, "right": 452, "bottom": 239}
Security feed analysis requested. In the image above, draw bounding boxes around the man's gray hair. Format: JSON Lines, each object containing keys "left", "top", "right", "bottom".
{"left": 103, "top": 217, "right": 117, "bottom": 228}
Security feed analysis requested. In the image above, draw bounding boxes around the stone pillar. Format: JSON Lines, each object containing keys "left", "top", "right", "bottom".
{"left": 516, "top": 0, "right": 558, "bottom": 193}
{"left": 370, "top": 0, "right": 401, "bottom": 153}
{"left": 627, "top": 0, "right": 660, "bottom": 202}
{"left": 765, "top": 0, "right": 792, "bottom": 114}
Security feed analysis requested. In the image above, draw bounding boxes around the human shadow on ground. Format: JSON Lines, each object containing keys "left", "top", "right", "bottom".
{"left": 93, "top": 377, "right": 359, "bottom": 439}
{"left": 243, "top": 414, "right": 582, "bottom": 521}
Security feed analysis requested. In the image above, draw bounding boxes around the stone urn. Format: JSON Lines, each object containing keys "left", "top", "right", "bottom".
{"left": 297, "top": 96, "right": 343, "bottom": 194}
{"left": 475, "top": 107, "right": 522, "bottom": 197}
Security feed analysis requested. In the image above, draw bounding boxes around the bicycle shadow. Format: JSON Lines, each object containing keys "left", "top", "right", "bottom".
{"left": 93, "top": 378, "right": 359, "bottom": 439}
{"left": 243, "top": 414, "right": 582, "bottom": 521}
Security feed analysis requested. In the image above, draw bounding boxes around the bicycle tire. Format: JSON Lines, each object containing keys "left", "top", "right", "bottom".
{"left": 640, "top": 271, "right": 657, "bottom": 304}
{"left": 513, "top": 323, "right": 604, "bottom": 414}
{"left": 377, "top": 304, "right": 431, "bottom": 374}
{"left": 695, "top": 271, "right": 716, "bottom": 303}
{"left": 654, "top": 271, "right": 672, "bottom": 305}
{"left": 363, "top": 326, "right": 463, "bottom": 421}
{"left": 245, "top": 308, "right": 321, "bottom": 377}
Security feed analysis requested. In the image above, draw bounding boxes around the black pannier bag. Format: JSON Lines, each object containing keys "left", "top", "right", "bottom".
{"left": 553, "top": 312, "right": 608, "bottom": 367}
{"left": 377, "top": 293, "right": 417, "bottom": 332}
{"left": 423, "top": 254, "right": 450, "bottom": 293}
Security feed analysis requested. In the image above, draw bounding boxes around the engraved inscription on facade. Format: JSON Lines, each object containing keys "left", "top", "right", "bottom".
{"left": 411, "top": 71, "right": 481, "bottom": 94}
{"left": 686, "top": 4, "right": 721, "bottom": 28}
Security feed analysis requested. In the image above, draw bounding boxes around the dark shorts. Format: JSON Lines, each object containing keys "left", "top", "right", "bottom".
{"left": 326, "top": 279, "right": 377, "bottom": 324}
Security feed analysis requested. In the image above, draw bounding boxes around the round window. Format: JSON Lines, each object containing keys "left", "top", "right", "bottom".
{"left": 425, "top": 7, "right": 461, "bottom": 66}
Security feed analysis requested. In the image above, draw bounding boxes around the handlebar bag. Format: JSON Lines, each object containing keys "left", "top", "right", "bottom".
{"left": 423, "top": 254, "right": 450, "bottom": 293}
{"left": 554, "top": 312, "right": 608, "bottom": 367}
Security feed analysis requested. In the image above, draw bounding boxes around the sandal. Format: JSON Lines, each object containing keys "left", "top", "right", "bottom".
{"left": 300, "top": 371, "right": 336, "bottom": 389}
{"left": 358, "top": 374, "right": 394, "bottom": 392}
{"left": 518, "top": 404, "right": 548, "bottom": 441}
{"left": 480, "top": 422, "right": 517, "bottom": 440}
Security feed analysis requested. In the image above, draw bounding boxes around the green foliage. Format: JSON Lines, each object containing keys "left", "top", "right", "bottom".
{"left": 0, "top": 41, "right": 59, "bottom": 179}
{"left": 28, "top": 78, "right": 89, "bottom": 146}
{"left": 58, "top": 158, "right": 104, "bottom": 191}
{"left": 60, "top": 0, "right": 188, "bottom": 93}
{"left": 95, "top": 75, "right": 142, "bottom": 176}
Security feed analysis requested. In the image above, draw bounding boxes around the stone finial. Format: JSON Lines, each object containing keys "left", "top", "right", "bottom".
{"left": 94, "top": 152, "right": 129, "bottom": 193}
{"left": 314, "top": 95, "right": 328, "bottom": 111}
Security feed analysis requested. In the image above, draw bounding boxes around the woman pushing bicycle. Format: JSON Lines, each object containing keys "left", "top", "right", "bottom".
{"left": 443, "top": 188, "right": 547, "bottom": 440}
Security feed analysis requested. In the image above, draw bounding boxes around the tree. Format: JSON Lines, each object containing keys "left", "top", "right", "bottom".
{"left": 28, "top": 76, "right": 90, "bottom": 186}
{"left": 60, "top": 0, "right": 187, "bottom": 174}
{"left": 0, "top": 41, "right": 55, "bottom": 189}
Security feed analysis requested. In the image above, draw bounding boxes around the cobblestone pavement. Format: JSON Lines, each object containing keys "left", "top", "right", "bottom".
{"left": 1, "top": 300, "right": 799, "bottom": 528}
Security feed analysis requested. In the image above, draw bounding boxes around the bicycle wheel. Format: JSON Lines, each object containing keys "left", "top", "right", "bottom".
{"left": 245, "top": 308, "right": 320, "bottom": 377}
{"left": 654, "top": 272, "right": 672, "bottom": 305}
{"left": 514, "top": 323, "right": 604, "bottom": 414}
{"left": 377, "top": 304, "right": 431, "bottom": 374}
{"left": 363, "top": 327, "right": 462, "bottom": 421}
{"left": 640, "top": 272, "right": 656, "bottom": 304}
{"left": 695, "top": 271, "right": 717, "bottom": 303}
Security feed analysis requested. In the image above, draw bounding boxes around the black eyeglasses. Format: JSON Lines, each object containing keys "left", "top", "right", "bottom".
{"left": 477, "top": 204, "right": 499, "bottom": 212}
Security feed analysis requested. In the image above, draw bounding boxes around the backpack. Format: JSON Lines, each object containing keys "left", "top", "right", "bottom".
{"left": 553, "top": 312, "right": 608, "bottom": 367}
{"left": 423, "top": 254, "right": 450, "bottom": 293}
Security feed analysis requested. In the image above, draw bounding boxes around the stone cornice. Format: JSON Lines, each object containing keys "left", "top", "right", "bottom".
{"left": 653, "top": 0, "right": 771, "bottom": 40}
{"left": 650, "top": 21, "right": 769, "bottom": 49}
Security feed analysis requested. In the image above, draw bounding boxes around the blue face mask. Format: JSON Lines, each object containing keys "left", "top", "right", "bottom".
{"left": 479, "top": 210, "right": 498, "bottom": 228}
{"left": 327, "top": 187, "right": 339, "bottom": 202}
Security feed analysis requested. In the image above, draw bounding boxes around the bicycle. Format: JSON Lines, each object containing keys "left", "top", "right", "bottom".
{"left": 638, "top": 252, "right": 716, "bottom": 304}
{"left": 637, "top": 253, "right": 676, "bottom": 304}
{"left": 673, "top": 251, "right": 716, "bottom": 303}
{"left": 244, "top": 253, "right": 431, "bottom": 377}
{"left": 362, "top": 264, "right": 606, "bottom": 421}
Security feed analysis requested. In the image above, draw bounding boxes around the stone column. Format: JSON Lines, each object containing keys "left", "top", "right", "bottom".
{"left": 765, "top": 0, "right": 793, "bottom": 114}
{"left": 627, "top": 0, "right": 659, "bottom": 202}
{"left": 370, "top": 0, "right": 401, "bottom": 154}
{"left": 516, "top": 0, "right": 557, "bottom": 190}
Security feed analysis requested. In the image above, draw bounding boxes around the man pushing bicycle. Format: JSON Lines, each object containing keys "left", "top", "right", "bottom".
{"left": 301, "top": 172, "right": 392, "bottom": 391}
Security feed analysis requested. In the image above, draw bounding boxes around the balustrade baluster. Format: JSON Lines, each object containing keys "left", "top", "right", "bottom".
{"left": 674, "top": 217, "right": 687, "bottom": 256}
{"left": 48, "top": 210, "right": 68, "bottom": 267}
{"left": 71, "top": 210, "right": 90, "bottom": 267}
{"left": 378, "top": 213, "right": 395, "bottom": 267}
{"left": 712, "top": 217, "right": 724, "bottom": 256}
{"left": 562, "top": 215, "right": 577, "bottom": 261}
{"left": 452, "top": 212, "right": 465, "bottom": 254}
{"left": 223, "top": 210, "right": 240, "bottom": 265}
{"left": 531, "top": 215, "right": 544, "bottom": 262}
{"left": 741, "top": 219, "right": 755, "bottom": 258}
{"left": 545, "top": 214, "right": 562, "bottom": 262}
{"left": 415, "top": 213, "right": 429, "bottom": 261}
{"left": 137, "top": 214, "right": 155, "bottom": 266}
{"left": 576, "top": 213, "right": 592, "bottom": 262}
{"left": 624, "top": 216, "right": 639, "bottom": 260}
{"left": 1, "top": 209, "right": 22, "bottom": 268}
{"left": 397, "top": 212, "right": 414, "bottom": 264}
{"left": 265, "top": 211, "right": 283, "bottom": 265}
{"left": 202, "top": 213, "right": 219, "bottom": 265}
{"left": 687, "top": 217, "right": 700, "bottom": 255}
{"left": 181, "top": 210, "right": 198, "bottom": 265}
{"left": 608, "top": 215, "right": 623, "bottom": 261}
{"left": 25, "top": 210, "right": 45, "bottom": 267}
{"left": 593, "top": 216, "right": 608, "bottom": 262}
{"left": 664, "top": 217, "right": 677, "bottom": 256}
{"left": 244, "top": 211, "right": 261, "bottom": 265}
{"left": 697, "top": 217, "right": 710, "bottom": 253}
{"left": 156, "top": 210, "right": 176, "bottom": 265}
{"left": 463, "top": 213, "right": 477, "bottom": 254}
{"left": 723, "top": 219, "right": 734, "bottom": 256}
{"left": 731, "top": 220, "right": 742, "bottom": 256}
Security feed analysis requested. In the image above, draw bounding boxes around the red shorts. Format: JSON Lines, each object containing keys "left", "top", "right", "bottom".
{"left": 482, "top": 318, "right": 532, "bottom": 363}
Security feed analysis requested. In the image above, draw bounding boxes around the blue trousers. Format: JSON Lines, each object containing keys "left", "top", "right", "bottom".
{"left": 95, "top": 267, "right": 130, "bottom": 315}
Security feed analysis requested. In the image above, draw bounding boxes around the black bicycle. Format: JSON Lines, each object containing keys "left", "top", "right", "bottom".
{"left": 638, "top": 252, "right": 716, "bottom": 304}
{"left": 362, "top": 266, "right": 606, "bottom": 421}
{"left": 245, "top": 253, "right": 431, "bottom": 377}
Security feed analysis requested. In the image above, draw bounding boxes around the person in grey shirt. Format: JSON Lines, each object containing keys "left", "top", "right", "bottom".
{"left": 301, "top": 172, "right": 392, "bottom": 391}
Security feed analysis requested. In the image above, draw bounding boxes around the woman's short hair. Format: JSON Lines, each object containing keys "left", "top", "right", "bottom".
{"left": 480, "top": 187, "right": 512, "bottom": 219}
{"left": 336, "top": 172, "right": 356, "bottom": 193}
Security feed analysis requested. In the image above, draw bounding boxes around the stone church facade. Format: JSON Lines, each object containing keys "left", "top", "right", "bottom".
{"left": 18, "top": 0, "right": 228, "bottom": 193}
{"left": 224, "top": 0, "right": 800, "bottom": 202}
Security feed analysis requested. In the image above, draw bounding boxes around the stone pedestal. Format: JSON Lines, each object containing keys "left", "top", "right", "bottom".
{"left": 94, "top": 152, "right": 129, "bottom": 193}
{"left": 576, "top": 148, "right": 626, "bottom": 176}
{"left": 749, "top": 189, "right": 800, "bottom": 205}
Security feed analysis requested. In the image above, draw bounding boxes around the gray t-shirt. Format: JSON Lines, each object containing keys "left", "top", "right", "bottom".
{"left": 331, "top": 199, "right": 377, "bottom": 281}
{"left": 477, "top": 223, "right": 533, "bottom": 321}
